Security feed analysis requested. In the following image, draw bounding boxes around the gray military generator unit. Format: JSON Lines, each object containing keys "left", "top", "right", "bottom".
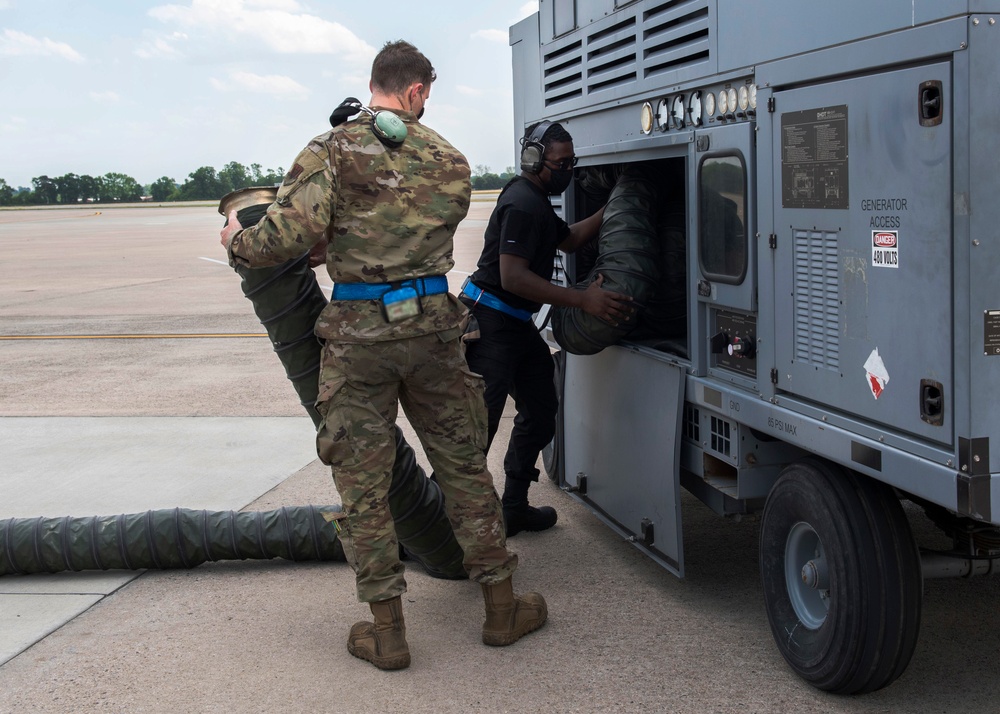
{"left": 510, "top": 0, "right": 1000, "bottom": 694}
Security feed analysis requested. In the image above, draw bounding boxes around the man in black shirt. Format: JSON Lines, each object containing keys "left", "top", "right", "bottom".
{"left": 461, "top": 121, "right": 633, "bottom": 536}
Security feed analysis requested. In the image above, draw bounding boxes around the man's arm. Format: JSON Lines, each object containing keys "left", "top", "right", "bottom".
{"left": 220, "top": 144, "right": 333, "bottom": 268}
{"left": 499, "top": 253, "right": 633, "bottom": 325}
{"left": 557, "top": 204, "right": 605, "bottom": 253}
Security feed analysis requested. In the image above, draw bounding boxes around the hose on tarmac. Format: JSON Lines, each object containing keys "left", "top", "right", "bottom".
{"left": 0, "top": 191, "right": 468, "bottom": 580}
{"left": 0, "top": 428, "right": 464, "bottom": 578}
{"left": 0, "top": 506, "right": 344, "bottom": 575}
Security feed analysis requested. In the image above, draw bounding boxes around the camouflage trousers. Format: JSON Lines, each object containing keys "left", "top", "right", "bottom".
{"left": 315, "top": 331, "right": 517, "bottom": 602}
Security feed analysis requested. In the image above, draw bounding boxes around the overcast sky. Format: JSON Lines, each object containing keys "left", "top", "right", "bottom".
{"left": 0, "top": 0, "right": 537, "bottom": 189}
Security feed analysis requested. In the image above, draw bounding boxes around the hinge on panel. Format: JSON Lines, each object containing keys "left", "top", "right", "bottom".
{"left": 768, "top": 96, "right": 776, "bottom": 113}
{"left": 770, "top": 368, "right": 778, "bottom": 385}
{"left": 959, "top": 437, "right": 990, "bottom": 476}
{"left": 768, "top": 234, "right": 777, "bottom": 249}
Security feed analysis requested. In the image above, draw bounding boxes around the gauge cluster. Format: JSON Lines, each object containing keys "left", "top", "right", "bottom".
{"left": 639, "top": 80, "right": 757, "bottom": 135}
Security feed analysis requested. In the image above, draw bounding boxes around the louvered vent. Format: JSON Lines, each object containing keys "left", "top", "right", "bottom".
{"left": 793, "top": 229, "right": 840, "bottom": 370}
{"left": 543, "top": 39, "right": 586, "bottom": 105}
{"left": 542, "top": 0, "right": 711, "bottom": 108}
{"left": 683, "top": 403, "right": 700, "bottom": 442}
{"left": 642, "top": 0, "right": 711, "bottom": 78}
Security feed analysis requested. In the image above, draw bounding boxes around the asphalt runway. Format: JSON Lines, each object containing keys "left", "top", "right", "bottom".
{"left": 0, "top": 202, "right": 998, "bottom": 713}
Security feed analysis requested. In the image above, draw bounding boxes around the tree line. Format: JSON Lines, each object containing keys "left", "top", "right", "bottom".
{"left": 0, "top": 163, "right": 519, "bottom": 207}
{"left": 471, "top": 165, "right": 516, "bottom": 191}
{"left": 0, "top": 162, "right": 286, "bottom": 207}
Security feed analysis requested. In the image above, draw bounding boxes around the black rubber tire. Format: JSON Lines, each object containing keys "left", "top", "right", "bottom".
{"left": 759, "top": 459, "right": 922, "bottom": 694}
{"left": 542, "top": 351, "right": 564, "bottom": 483}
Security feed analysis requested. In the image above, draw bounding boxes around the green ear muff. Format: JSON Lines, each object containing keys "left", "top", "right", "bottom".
{"left": 329, "top": 98, "right": 408, "bottom": 149}
{"left": 371, "top": 110, "right": 407, "bottom": 148}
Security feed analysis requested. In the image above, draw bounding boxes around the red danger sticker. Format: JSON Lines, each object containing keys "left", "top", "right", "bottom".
{"left": 872, "top": 230, "right": 899, "bottom": 268}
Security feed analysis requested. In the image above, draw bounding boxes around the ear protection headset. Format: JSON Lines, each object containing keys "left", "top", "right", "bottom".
{"left": 329, "top": 97, "right": 408, "bottom": 148}
{"left": 519, "top": 121, "right": 553, "bottom": 174}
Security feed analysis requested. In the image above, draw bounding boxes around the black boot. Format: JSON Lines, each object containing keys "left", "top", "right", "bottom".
{"left": 501, "top": 477, "right": 557, "bottom": 537}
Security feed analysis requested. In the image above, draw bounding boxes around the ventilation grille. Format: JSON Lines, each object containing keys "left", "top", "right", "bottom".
{"left": 793, "top": 229, "right": 840, "bottom": 371}
{"left": 709, "top": 415, "right": 731, "bottom": 457}
{"left": 683, "top": 403, "right": 700, "bottom": 442}
{"left": 543, "top": 0, "right": 711, "bottom": 108}
{"left": 642, "top": 0, "right": 711, "bottom": 79}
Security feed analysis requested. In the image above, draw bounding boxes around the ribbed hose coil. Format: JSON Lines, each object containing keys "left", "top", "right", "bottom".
{"left": 0, "top": 506, "right": 344, "bottom": 576}
{"left": 551, "top": 168, "right": 661, "bottom": 355}
{"left": 232, "top": 202, "right": 327, "bottom": 423}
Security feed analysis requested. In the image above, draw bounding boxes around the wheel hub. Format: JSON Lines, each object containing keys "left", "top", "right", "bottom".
{"left": 785, "top": 521, "right": 830, "bottom": 629}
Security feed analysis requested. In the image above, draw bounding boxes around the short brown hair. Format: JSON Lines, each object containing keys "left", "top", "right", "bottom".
{"left": 371, "top": 40, "right": 436, "bottom": 95}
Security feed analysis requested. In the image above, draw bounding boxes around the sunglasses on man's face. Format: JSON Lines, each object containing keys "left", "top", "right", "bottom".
{"left": 543, "top": 156, "right": 579, "bottom": 171}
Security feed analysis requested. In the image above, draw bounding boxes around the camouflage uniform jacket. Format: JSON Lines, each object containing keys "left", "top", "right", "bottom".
{"left": 228, "top": 108, "right": 472, "bottom": 342}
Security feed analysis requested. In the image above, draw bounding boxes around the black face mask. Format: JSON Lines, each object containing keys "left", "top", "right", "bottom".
{"left": 546, "top": 168, "right": 573, "bottom": 195}
{"left": 416, "top": 107, "right": 424, "bottom": 120}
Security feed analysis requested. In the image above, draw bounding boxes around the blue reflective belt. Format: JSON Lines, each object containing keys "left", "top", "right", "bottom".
{"left": 460, "top": 279, "right": 533, "bottom": 322}
{"left": 332, "top": 275, "right": 449, "bottom": 300}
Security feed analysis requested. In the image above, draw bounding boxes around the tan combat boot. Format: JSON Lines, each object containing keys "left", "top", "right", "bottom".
{"left": 481, "top": 577, "right": 547, "bottom": 646}
{"left": 347, "top": 595, "right": 411, "bottom": 670}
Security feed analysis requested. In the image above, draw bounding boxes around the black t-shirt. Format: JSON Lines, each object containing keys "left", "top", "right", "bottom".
{"left": 469, "top": 177, "right": 571, "bottom": 313}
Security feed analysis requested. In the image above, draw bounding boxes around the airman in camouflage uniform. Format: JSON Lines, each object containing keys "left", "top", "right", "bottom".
{"left": 220, "top": 40, "right": 546, "bottom": 671}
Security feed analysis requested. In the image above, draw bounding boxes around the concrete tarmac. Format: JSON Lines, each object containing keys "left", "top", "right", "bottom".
{"left": 0, "top": 201, "right": 998, "bottom": 713}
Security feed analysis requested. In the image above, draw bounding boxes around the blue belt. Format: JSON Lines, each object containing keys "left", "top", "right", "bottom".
{"left": 332, "top": 275, "right": 449, "bottom": 300}
{"left": 460, "top": 279, "right": 533, "bottom": 322}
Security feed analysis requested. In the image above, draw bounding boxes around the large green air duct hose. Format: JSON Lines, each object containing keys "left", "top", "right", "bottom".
{"left": 551, "top": 168, "right": 661, "bottom": 355}
{"left": 551, "top": 166, "right": 687, "bottom": 355}
{"left": 235, "top": 243, "right": 326, "bottom": 425}
{"left": 0, "top": 191, "right": 468, "bottom": 580}
{"left": 0, "top": 506, "right": 344, "bottom": 576}
{"left": 627, "top": 196, "right": 686, "bottom": 344}
{"left": 552, "top": 167, "right": 660, "bottom": 355}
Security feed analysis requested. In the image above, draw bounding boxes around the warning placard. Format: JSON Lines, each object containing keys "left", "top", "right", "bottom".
{"left": 871, "top": 230, "right": 899, "bottom": 269}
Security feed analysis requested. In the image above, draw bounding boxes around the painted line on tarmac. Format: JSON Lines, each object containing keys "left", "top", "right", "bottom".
{"left": 0, "top": 334, "right": 267, "bottom": 340}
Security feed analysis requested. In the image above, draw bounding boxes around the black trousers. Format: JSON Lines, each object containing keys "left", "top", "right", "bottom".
{"left": 462, "top": 301, "right": 557, "bottom": 485}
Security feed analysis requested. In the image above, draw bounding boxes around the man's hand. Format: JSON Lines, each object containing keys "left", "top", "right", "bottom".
{"left": 220, "top": 210, "right": 243, "bottom": 249}
{"left": 307, "top": 238, "right": 328, "bottom": 268}
{"left": 579, "top": 273, "right": 634, "bottom": 326}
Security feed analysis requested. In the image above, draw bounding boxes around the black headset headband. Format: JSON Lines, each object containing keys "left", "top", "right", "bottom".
{"left": 519, "top": 121, "right": 554, "bottom": 174}
{"left": 524, "top": 121, "right": 552, "bottom": 149}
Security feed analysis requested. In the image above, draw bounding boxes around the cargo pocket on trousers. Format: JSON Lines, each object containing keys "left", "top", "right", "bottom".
{"left": 459, "top": 366, "right": 489, "bottom": 452}
{"left": 314, "top": 377, "right": 349, "bottom": 466}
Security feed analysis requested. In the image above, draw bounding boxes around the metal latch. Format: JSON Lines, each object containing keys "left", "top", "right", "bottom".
{"left": 640, "top": 518, "right": 655, "bottom": 546}
{"left": 919, "top": 80, "right": 943, "bottom": 127}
